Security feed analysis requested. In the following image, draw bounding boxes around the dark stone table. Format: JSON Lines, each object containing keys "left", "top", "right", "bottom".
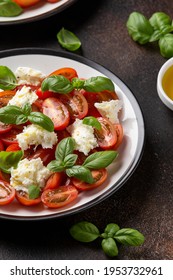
{"left": 0, "top": 0, "right": 173, "bottom": 260}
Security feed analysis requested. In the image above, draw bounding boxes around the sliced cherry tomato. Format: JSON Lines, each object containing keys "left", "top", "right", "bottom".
{"left": 94, "top": 117, "right": 117, "bottom": 149}
{"left": 47, "top": 0, "right": 59, "bottom": 3}
{"left": 42, "top": 97, "right": 70, "bottom": 130}
{"left": 56, "top": 129, "right": 71, "bottom": 142}
{"left": 15, "top": 190, "right": 41, "bottom": 206}
{"left": 41, "top": 185, "right": 78, "bottom": 208}
{"left": 0, "top": 90, "right": 16, "bottom": 108}
{"left": 44, "top": 172, "right": 64, "bottom": 190}
{"left": 97, "top": 90, "right": 119, "bottom": 101}
{"left": 0, "top": 122, "right": 12, "bottom": 134}
{"left": 0, "top": 180, "right": 15, "bottom": 206}
{"left": 0, "top": 139, "right": 4, "bottom": 151}
{"left": 1, "top": 127, "right": 22, "bottom": 146}
{"left": 13, "top": 0, "right": 40, "bottom": 8}
{"left": 27, "top": 146, "right": 56, "bottom": 165}
{"left": 49, "top": 67, "right": 78, "bottom": 80}
{"left": 6, "top": 143, "right": 21, "bottom": 152}
{"left": 72, "top": 168, "right": 108, "bottom": 191}
{"left": 0, "top": 171, "right": 10, "bottom": 182}
{"left": 36, "top": 88, "right": 56, "bottom": 100}
{"left": 112, "top": 123, "right": 124, "bottom": 150}
{"left": 59, "top": 90, "right": 88, "bottom": 119}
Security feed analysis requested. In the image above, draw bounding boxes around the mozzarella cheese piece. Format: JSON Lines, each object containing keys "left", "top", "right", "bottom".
{"left": 10, "top": 158, "right": 52, "bottom": 192}
{"left": 67, "top": 119, "right": 98, "bottom": 155}
{"left": 15, "top": 67, "right": 46, "bottom": 86}
{"left": 16, "top": 124, "right": 58, "bottom": 150}
{"left": 94, "top": 99, "right": 123, "bottom": 124}
{"left": 8, "top": 85, "right": 38, "bottom": 108}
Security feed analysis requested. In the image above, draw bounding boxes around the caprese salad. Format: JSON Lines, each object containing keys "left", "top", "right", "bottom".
{"left": 0, "top": 65, "right": 123, "bottom": 209}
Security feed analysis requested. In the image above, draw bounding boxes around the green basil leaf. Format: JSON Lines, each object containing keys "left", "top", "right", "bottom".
{"left": 0, "top": 105, "right": 23, "bottom": 124}
{"left": 159, "top": 34, "right": 173, "bottom": 58}
{"left": 0, "top": 150, "right": 23, "bottom": 173}
{"left": 104, "top": 223, "right": 120, "bottom": 238}
{"left": 82, "top": 116, "right": 102, "bottom": 130}
{"left": 0, "top": 0, "right": 23, "bottom": 17}
{"left": 28, "top": 185, "right": 40, "bottom": 199}
{"left": 22, "top": 103, "right": 32, "bottom": 116}
{"left": 71, "top": 78, "right": 85, "bottom": 89}
{"left": 63, "top": 154, "right": 78, "bottom": 168}
{"left": 56, "top": 137, "right": 76, "bottom": 161}
{"left": 47, "top": 159, "right": 65, "bottom": 172}
{"left": 149, "top": 30, "right": 163, "bottom": 42}
{"left": 101, "top": 238, "right": 118, "bottom": 257}
{"left": 57, "top": 27, "right": 81, "bottom": 51}
{"left": 70, "top": 221, "right": 100, "bottom": 242}
{"left": 83, "top": 76, "right": 115, "bottom": 92}
{"left": 114, "top": 228, "right": 145, "bottom": 246}
{"left": 28, "top": 112, "right": 54, "bottom": 132}
{"left": 0, "top": 65, "right": 17, "bottom": 90}
{"left": 15, "top": 114, "right": 28, "bottom": 125}
{"left": 149, "top": 12, "right": 172, "bottom": 32}
{"left": 41, "top": 75, "right": 73, "bottom": 94}
{"left": 126, "top": 12, "right": 154, "bottom": 44}
{"left": 83, "top": 151, "right": 118, "bottom": 169}
{"left": 66, "top": 165, "right": 94, "bottom": 183}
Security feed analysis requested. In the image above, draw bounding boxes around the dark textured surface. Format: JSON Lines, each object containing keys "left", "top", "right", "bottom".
{"left": 0, "top": 0, "right": 173, "bottom": 260}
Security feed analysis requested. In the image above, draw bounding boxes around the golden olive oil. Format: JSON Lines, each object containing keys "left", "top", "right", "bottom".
{"left": 162, "top": 65, "right": 173, "bottom": 100}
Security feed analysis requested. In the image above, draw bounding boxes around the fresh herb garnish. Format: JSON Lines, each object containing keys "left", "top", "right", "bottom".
{"left": 28, "top": 185, "right": 40, "bottom": 200}
{"left": 47, "top": 137, "right": 117, "bottom": 183}
{"left": 0, "top": 150, "right": 23, "bottom": 173}
{"left": 0, "top": 103, "right": 54, "bottom": 132}
{"left": 41, "top": 75, "right": 115, "bottom": 94}
{"left": 0, "top": 66, "right": 18, "bottom": 90}
{"left": 70, "top": 221, "right": 145, "bottom": 257}
{"left": 57, "top": 27, "right": 81, "bottom": 51}
{"left": 126, "top": 11, "right": 173, "bottom": 58}
{"left": 0, "top": 0, "right": 23, "bottom": 17}
{"left": 82, "top": 116, "right": 102, "bottom": 130}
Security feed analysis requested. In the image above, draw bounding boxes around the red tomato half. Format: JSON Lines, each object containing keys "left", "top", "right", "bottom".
{"left": 0, "top": 180, "right": 15, "bottom": 206}
{"left": 6, "top": 143, "right": 21, "bottom": 152}
{"left": 95, "top": 117, "right": 117, "bottom": 149}
{"left": 15, "top": 190, "right": 41, "bottom": 206}
{"left": 58, "top": 90, "right": 88, "bottom": 119}
{"left": 49, "top": 67, "right": 78, "bottom": 80}
{"left": 1, "top": 127, "right": 22, "bottom": 146}
{"left": 36, "top": 88, "right": 56, "bottom": 100}
{"left": 72, "top": 168, "right": 108, "bottom": 191}
{"left": 42, "top": 97, "right": 70, "bottom": 130}
{"left": 0, "top": 123, "right": 12, "bottom": 134}
{"left": 27, "top": 146, "right": 56, "bottom": 165}
{"left": 13, "top": 0, "right": 40, "bottom": 8}
{"left": 112, "top": 123, "right": 124, "bottom": 150}
{"left": 0, "top": 90, "right": 16, "bottom": 108}
{"left": 0, "top": 139, "right": 4, "bottom": 151}
{"left": 44, "top": 172, "right": 64, "bottom": 190}
{"left": 41, "top": 185, "right": 78, "bottom": 208}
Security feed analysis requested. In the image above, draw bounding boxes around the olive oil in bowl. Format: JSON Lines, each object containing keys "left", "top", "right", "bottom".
{"left": 162, "top": 65, "right": 173, "bottom": 100}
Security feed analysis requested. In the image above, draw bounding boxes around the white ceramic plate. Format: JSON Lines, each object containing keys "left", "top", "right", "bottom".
{"left": 0, "top": 48, "right": 145, "bottom": 220}
{"left": 0, "top": 0, "right": 77, "bottom": 25}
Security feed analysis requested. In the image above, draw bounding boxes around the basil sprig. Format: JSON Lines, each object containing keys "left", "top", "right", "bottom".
{"left": 0, "top": 103, "right": 54, "bottom": 132}
{"left": 41, "top": 75, "right": 115, "bottom": 94}
{"left": 0, "top": 0, "right": 23, "bottom": 17}
{"left": 0, "top": 66, "right": 17, "bottom": 90}
{"left": 126, "top": 11, "right": 173, "bottom": 58}
{"left": 28, "top": 185, "right": 41, "bottom": 200}
{"left": 0, "top": 150, "right": 23, "bottom": 173}
{"left": 70, "top": 221, "right": 145, "bottom": 257}
{"left": 47, "top": 137, "right": 117, "bottom": 184}
{"left": 57, "top": 28, "right": 81, "bottom": 51}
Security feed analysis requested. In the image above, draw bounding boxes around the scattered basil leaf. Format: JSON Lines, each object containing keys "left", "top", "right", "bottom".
{"left": 28, "top": 185, "right": 40, "bottom": 200}
{"left": 126, "top": 12, "right": 154, "bottom": 44}
{"left": 101, "top": 238, "right": 118, "bottom": 257}
{"left": 83, "top": 151, "right": 118, "bottom": 169}
{"left": 82, "top": 116, "right": 102, "bottom": 130}
{"left": 159, "top": 34, "right": 173, "bottom": 58}
{"left": 56, "top": 137, "right": 76, "bottom": 161}
{"left": 149, "top": 12, "right": 172, "bottom": 33}
{"left": 114, "top": 228, "right": 145, "bottom": 246}
{"left": 0, "top": 0, "right": 23, "bottom": 17}
{"left": 28, "top": 112, "right": 54, "bottom": 132}
{"left": 63, "top": 154, "right": 78, "bottom": 168}
{"left": 22, "top": 103, "right": 32, "bottom": 116}
{"left": 71, "top": 77, "right": 85, "bottom": 89}
{"left": 0, "top": 105, "right": 24, "bottom": 124}
{"left": 0, "top": 150, "right": 23, "bottom": 173}
{"left": 47, "top": 159, "right": 65, "bottom": 172}
{"left": 70, "top": 221, "right": 100, "bottom": 242}
{"left": 57, "top": 27, "right": 81, "bottom": 51}
{"left": 66, "top": 165, "right": 94, "bottom": 184}
{"left": 0, "top": 65, "right": 17, "bottom": 90}
{"left": 41, "top": 75, "right": 73, "bottom": 94}
{"left": 83, "top": 76, "right": 115, "bottom": 93}
{"left": 104, "top": 223, "right": 120, "bottom": 238}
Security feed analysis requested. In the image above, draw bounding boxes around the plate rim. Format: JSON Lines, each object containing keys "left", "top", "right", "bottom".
{"left": 0, "top": 47, "right": 145, "bottom": 221}
{"left": 0, "top": 0, "right": 78, "bottom": 26}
